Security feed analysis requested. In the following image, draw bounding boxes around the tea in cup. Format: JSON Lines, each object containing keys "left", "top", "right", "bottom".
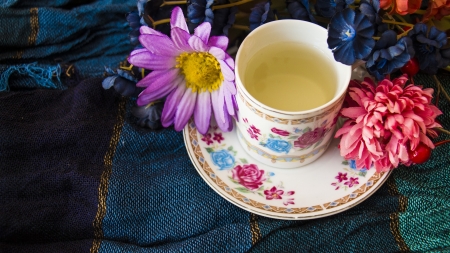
{"left": 235, "top": 20, "right": 352, "bottom": 169}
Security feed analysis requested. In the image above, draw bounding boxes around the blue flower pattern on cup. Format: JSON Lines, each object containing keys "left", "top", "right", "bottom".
{"left": 265, "top": 138, "right": 291, "bottom": 153}
{"left": 211, "top": 150, "right": 235, "bottom": 170}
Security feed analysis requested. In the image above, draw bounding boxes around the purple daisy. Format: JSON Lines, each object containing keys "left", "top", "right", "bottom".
{"left": 128, "top": 7, "right": 236, "bottom": 134}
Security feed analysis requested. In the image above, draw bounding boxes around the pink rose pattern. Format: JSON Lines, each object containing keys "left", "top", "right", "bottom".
{"left": 229, "top": 163, "right": 296, "bottom": 206}
{"left": 231, "top": 164, "right": 266, "bottom": 190}
{"left": 294, "top": 127, "right": 326, "bottom": 148}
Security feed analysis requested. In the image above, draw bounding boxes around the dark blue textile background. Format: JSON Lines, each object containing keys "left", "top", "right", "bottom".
{"left": 1, "top": 0, "right": 450, "bottom": 252}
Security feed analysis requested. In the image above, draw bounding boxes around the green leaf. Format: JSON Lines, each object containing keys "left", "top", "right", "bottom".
{"left": 228, "top": 146, "right": 234, "bottom": 151}
{"left": 235, "top": 187, "right": 252, "bottom": 193}
{"left": 269, "top": 134, "right": 275, "bottom": 138}
{"left": 313, "top": 138, "right": 324, "bottom": 148}
{"left": 342, "top": 161, "right": 349, "bottom": 165}
{"left": 359, "top": 171, "right": 367, "bottom": 177}
{"left": 303, "top": 127, "right": 311, "bottom": 133}
{"left": 288, "top": 136, "right": 298, "bottom": 139}
{"left": 240, "top": 158, "right": 248, "bottom": 164}
{"left": 258, "top": 192, "right": 264, "bottom": 197}
{"left": 205, "top": 147, "right": 214, "bottom": 153}
{"left": 232, "top": 151, "right": 237, "bottom": 156}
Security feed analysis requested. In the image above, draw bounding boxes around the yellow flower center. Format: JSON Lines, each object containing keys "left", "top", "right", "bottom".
{"left": 175, "top": 52, "right": 224, "bottom": 93}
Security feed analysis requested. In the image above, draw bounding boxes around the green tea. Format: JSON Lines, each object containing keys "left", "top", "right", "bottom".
{"left": 244, "top": 42, "right": 337, "bottom": 111}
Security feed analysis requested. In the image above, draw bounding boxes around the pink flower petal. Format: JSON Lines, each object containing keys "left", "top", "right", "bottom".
{"left": 194, "top": 92, "right": 212, "bottom": 135}
{"left": 341, "top": 107, "right": 367, "bottom": 119}
{"left": 170, "top": 7, "right": 189, "bottom": 33}
{"left": 194, "top": 22, "right": 211, "bottom": 44}
{"left": 219, "top": 60, "right": 235, "bottom": 81}
{"left": 161, "top": 83, "right": 187, "bottom": 127}
{"left": 171, "top": 27, "right": 193, "bottom": 52}
{"left": 174, "top": 88, "right": 197, "bottom": 131}
{"left": 188, "top": 35, "right": 209, "bottom": 52}
{"left": 128, "top": 50, "right": 176, "bottom": 70}
{"left": 209, "top": 46, "right": 225, "bottom": 60}
{"left": 139, "top": 34, "right": 181, "bottom": 56}
{"left": 140, "top": 26, "right": 165, "bottom": 36}
{"left": 208, "top": 36, "right": 228, "bottom": 51}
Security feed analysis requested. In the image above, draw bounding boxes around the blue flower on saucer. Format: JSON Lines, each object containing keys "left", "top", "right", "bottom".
{"left": 211, "top": 150, "right": 235, "bottom": 170}
{"left": 265, "top": 138, "right": 291, "bottom": 154}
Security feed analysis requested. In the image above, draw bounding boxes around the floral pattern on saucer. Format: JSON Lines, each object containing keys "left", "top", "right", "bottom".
{"left": 331, "top": 160, "right": 369, "bottom": 191}
{"left": 201, "top": 127, "right": 297, "bottom": 206}
{"left": 184, "top": 120, "right": 390, "bottom": 219}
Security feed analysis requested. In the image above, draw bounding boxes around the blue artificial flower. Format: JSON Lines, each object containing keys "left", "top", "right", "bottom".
{"left": 359, "top": 0, "right": 387, "bottom": 33}
{"left": 327, "top": 8, "right": 375, "bottom": 65}
{"left": 407, "top": 24, "right": 450, "bottom": 74}
{"left": 265, "top": 138, "right": 291, "bottom": 153}
{"left": 126, "top": 11, "right": 142, "bottom": 46}
{"left": 102, "top": 67, "right": 141, "bottom": 97}
{"left": 287, "top": 0, "right": 315, "bottom": 22}
{"left": 132, "top": 101, "right": 164, "bottom": 130}
{"left": 211, "top": 5, "right": 238, "bottom": 36}
{"left": 187, "top": 0, "right": 214, "bottom": 24}
{"left": 211, "top": 150, "right": 235, "bottom": 170}
{"left": 366, "top": 30, "right": 415, "bottom": 80}
{"left": 249, "top": 1, "right": 275, "bottom": 31}
{"left": 315, "top": 0, "right": 354, "bottom": 18}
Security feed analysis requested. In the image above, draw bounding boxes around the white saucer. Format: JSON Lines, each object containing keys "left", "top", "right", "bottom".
{"left": 183, "top": 120, "right": 391, "bottom": 220}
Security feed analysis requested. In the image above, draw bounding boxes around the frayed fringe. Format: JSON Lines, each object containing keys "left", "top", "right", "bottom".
{"left": 0, "top": 62, "right": 64, "bottom": 92}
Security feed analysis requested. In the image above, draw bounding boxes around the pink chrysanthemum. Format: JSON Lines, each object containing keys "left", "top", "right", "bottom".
{"left": 335, "top": 75, "right": 442, "bottom": 172}
{"left": 127, "top": 7, "right": 236, "bottom": 134}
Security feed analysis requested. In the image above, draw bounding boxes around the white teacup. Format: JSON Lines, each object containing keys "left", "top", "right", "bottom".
{"left": 235, "top": 20, "right": 351, "bottom": 169}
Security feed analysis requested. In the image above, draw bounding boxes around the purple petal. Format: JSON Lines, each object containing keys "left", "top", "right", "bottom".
{"left": 194, "top": 92, "right": 212, "bottom": 134}
{"left": 223, "top": 80, "right": 236, "bottom": 94}
{"left": 128, "top": 50, "right": 176, "bottom": 70}
{"left": 171, "top": 7, "right": 189, "bottom": 33}
{"left": 171, "top": 27, "right": 193, "bottom": 52}
{"left": 139, "top": 34, "right": 181, "bottom": 56}
{"left": 161, "top": 83, "right": 187, "bottom": 127}
{"left": 222, "top": 86, "right": 235, "bottom": 116}
{"left": 130, "top": 48, "right": 148, "bottom": 56}
{"left": 136, "top": 70, "right": 180, "bottom": 106}
{"left": 140, "top": 26, "right": 165, "bottom": 36}
{"left": 136, "top": 69, "right": 180, "bottom": 94}
{"left": 219, "top": 60, "right": 235, "bottom": 81}
{"left": 212, "top": 99, "right": 232, "bottom": 133}
{"left": 174, "top": 88, "right": 197, "bottom": 131}
{"left": 209, "top": 46, "right": 225, "bottom": 60}
{"left": 208, "top": 36, "right": 228, "bottom": 51}
{"left": 189, "top": 35, "right": 209, "bottom": 52}
{"left": 224, "top": 55, "right": 235, "bottom": 70}
{"left": 136, "top": 70, "right": 167, "bottom": 88}
{"left": 194, "top": 22, "right": 211, "bottom": 44}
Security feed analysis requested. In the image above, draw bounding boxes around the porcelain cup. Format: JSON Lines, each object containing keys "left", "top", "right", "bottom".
{"left": 234, "top": 20, "right": 351, "bottom": 169}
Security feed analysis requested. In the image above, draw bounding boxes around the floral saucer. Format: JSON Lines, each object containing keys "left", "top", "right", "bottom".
{"left": 183, "top": 120, "right": 391, "bottom": 220}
